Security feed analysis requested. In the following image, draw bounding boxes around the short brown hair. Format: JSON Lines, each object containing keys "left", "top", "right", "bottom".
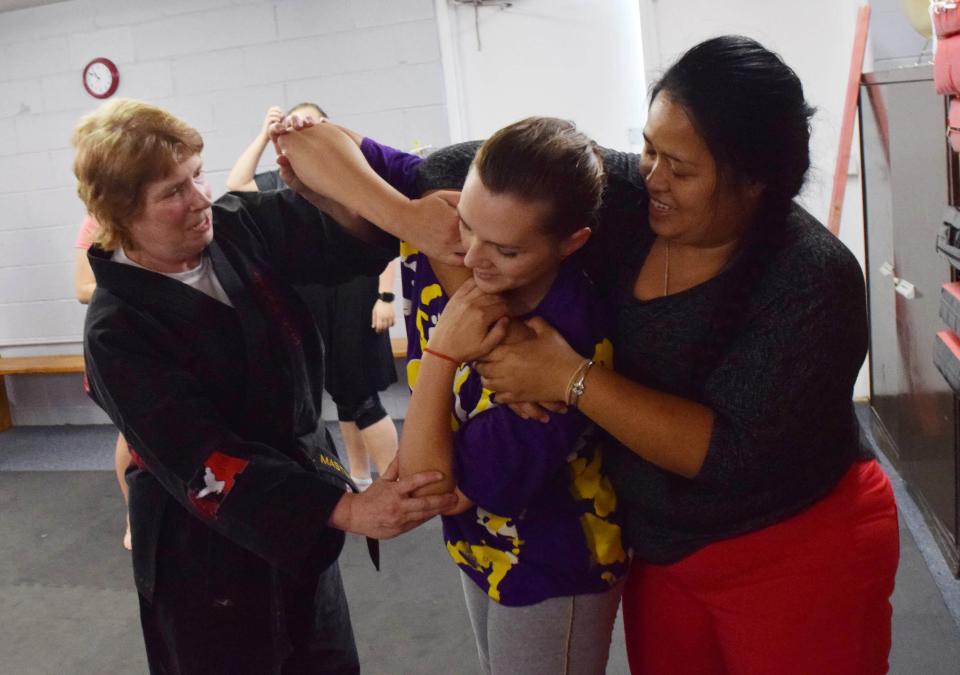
{"left": 72, "top": 98, "right": 203, "bottom": 251}
{"left": 287, "top": 102, "right": 327, "bottom": 119}
{"left": 473, "top": 117, "right": 605, "bottom": 236}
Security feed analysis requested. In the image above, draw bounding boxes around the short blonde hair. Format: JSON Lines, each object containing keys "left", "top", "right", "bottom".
{"left": 72, "top": 98, "right": 203, "bottom": 251}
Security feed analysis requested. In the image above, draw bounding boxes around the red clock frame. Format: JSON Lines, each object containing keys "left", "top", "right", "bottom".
{"left": 82, "top": 57, "right": 120, "bottom": 100}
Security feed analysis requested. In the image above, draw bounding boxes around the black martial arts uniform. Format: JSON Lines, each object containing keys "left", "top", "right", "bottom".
{"left": 83, "top": 190, "right": 396, "bottom": 674}
{"left": 254, "top": 170, "right": 398, "bottom": 417}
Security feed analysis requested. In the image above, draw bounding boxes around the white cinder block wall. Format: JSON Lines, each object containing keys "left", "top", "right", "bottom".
{"left": 0, "top": 0, "right": 448, "bottom": 425}
{"left": 435, "top": 0, "right": 647, "bottom": 150}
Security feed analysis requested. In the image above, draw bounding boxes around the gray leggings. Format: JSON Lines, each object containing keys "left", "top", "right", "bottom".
{"left": 460, "top": 573, "right": 624, "bottom": 675}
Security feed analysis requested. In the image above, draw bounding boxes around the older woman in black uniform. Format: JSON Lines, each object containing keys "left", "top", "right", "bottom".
{"left": 73, "top": 98, "right": 457, "bottom": 675}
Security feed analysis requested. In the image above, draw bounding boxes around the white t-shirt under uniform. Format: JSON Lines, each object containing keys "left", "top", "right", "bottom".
{"left": 112, "top": 248, "right": 233, "bottom": 307}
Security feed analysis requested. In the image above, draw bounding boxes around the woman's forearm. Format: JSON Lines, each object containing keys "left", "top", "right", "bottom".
{"left": 398, "top": 352, "right": 459, "bottom": 496}
{"left": 480, "top": 320, "right": 715, "bottom": 478}
{"left": 331, "top": 123, "right": 365, "bottom": 147}
{"left": 278, "top": 124, "right": 412, "bottom": 236}
{"left": 576, "top": 365, "right": 714, "bottom": 478}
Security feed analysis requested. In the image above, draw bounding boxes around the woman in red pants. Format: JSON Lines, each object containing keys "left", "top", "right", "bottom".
{"left": 477, "top": 35, "right": 900, "bottom": 674}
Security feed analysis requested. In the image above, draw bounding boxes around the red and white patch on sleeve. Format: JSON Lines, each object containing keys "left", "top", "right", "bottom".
{"left": 188, "top": 452, "right": 249, "bottom": 519}
{"left": 128, "top": 445, "right": 146, "bottom": 471}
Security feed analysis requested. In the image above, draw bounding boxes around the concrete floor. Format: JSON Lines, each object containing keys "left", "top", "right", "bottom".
{"left": 1, "top": 422, "right": 958, "bottom": 674}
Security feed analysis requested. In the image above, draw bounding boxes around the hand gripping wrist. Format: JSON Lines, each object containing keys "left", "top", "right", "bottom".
{"left": 328, "top": 491, "right": 355, "bottom": 532}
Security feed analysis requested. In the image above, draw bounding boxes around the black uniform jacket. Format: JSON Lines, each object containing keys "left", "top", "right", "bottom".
{"left": 83, "top": 190, "right": 396, "bottom": 601}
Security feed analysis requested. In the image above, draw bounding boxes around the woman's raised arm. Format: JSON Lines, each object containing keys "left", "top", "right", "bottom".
{"left": 275, "top": 122, "right": 464, "bottom": 265}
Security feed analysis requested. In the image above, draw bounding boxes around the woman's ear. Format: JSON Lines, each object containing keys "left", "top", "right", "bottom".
{"left": 560, "top": 226, "right": 592, "bottom": 259}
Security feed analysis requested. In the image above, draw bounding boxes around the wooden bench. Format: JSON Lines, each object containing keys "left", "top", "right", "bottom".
{"left": 390, "top": 336, "right": 408, "bottom": 359}
{"left": 0, "top": 339, "right": 408, "bottom": 432}
{"left": 0, "top": 355, "right": 86, "bottom": 432}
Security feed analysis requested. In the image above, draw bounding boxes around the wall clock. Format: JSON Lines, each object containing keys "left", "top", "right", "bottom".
{"left": 82, "top": 58, "right": 120, "bottom": 99}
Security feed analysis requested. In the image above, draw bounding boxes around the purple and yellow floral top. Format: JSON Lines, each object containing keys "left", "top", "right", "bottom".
{"left": 361, "top": 138, "right": 626, "bottom": 606}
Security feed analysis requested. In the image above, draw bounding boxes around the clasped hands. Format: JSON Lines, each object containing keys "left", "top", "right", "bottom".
{"left": 328, "top": 455, "right": 459, "bottom": 539}
{"left": 428, "top": 280, "right": 582, "bottom": 423}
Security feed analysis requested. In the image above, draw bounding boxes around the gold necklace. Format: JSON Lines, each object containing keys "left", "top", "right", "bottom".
{"left": 663, "top": 238, "right": 670, "bottom": 296}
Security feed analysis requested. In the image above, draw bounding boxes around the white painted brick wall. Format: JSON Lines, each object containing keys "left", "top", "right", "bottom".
{"left": 0, "top": 1, "right": 94, "bottom": 45}
{"left": 117, "top": 61, "right": 177, "bottom": 100}
{"left": 152, "top": 96, "right": 217, "bottom": 133}
{"left": 41, "top": 72, "right": 98, "bottom": 114}
{"left": 275, "top": 0, "right": 355, "bottom": 40}
{"left": 0, "top": 151, "right": 57, "bottom": 193}
{"left": 395, "top": 19, "right": 442, "bottom": 64}
{"left": 287, "top": 61, "right": 446, "bottom": 118}
{"left": 206, "top": 83, "right": 288, "bottom": 136}
{"left": 0, "top": 193, "right": 29, "bottom": 231}
{"left": 0, "top": 225, "right": 75, "bottom": 268}
{"left": 0, "top": 118, "right": 16, "bottom": 156}
{"left": 0, "top": 263, "right": 75, "bottom": 304}
{"left": 1, "top": 300, "right": 87, "bottom": 343}
{"left": 351, "top": 0, "right": 434, "bottom": 29}
{"left": 27, "top": 188, "right": 86, "bottom": 230}
{"left": 84, "top": 0, "right": 165, "bottom": 30}
{"left": 243, "top": 27, "right": 401, "bottom": 84}
{"left": 132, "top": 5, "right": 278, "bottom": 61}
{"left": 49, "top": 148, "right": 82, "bottom": 190}
{"left": 69, "top": 27, "right": 137, "bottom": 67}
{"left": 15, "top": 111, "right": 84, "bottom": 153}
{"left": 0, "top": 79, "right": 45, "bottom": 118}
{"left": 0, "top": 0, "right": 449, "bottom": 425}
{"left": 171, "top": 48, "right": 250, "bottom": 96}
{"left": 4, "top": 38, "right": 73, "bottom": 81}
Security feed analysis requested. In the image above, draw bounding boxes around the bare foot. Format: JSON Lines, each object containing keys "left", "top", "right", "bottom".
{"left": 123, "top": 515, "right": 132, "bottom": 551}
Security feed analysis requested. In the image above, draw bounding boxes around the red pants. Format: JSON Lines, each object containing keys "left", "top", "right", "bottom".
{"left": 623, "top": 460, "right": 899, "bottom": 675}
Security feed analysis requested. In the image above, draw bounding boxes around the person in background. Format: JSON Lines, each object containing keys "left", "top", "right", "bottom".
{"left": 270, "top": 34, "right": 900, "bottom": 675}
{"left": 73, "top": 98, "right": 458, "bottom": 675}
{"left": 74, "top": 213, "right": 133, "bottom": 550}
{"left": 227, "top": 103, "right": 399, "bottom": 490}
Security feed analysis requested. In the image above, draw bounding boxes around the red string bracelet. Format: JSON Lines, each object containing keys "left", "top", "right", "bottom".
{"left": 423, "top": 347, "right": 459, "bottom": 364}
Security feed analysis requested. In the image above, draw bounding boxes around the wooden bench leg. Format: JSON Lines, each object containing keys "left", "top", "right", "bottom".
{"left": 0, "top": 375, "right": 11, "bottom": 432}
